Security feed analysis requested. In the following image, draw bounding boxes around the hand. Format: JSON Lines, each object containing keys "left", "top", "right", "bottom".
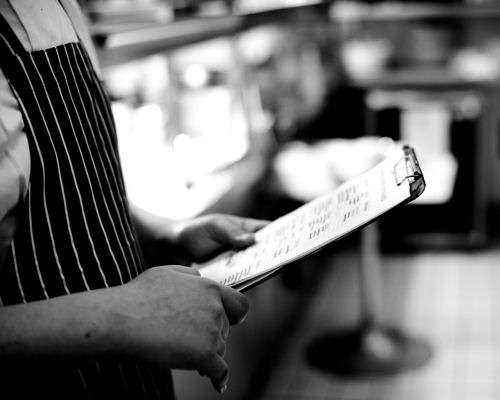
{"left": 106, "top": 265, "right": 248, "bottom": 392}
{"left": 175, "top": 214, "right": 269, "bottom": 263}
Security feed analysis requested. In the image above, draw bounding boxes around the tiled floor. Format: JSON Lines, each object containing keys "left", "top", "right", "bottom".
{"left": 252, "top": 245, "right": 500, "bottom": 400}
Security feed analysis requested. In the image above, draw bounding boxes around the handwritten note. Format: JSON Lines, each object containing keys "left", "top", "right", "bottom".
{"left": 195, "top": 148, "right": 416, "bottom": 290}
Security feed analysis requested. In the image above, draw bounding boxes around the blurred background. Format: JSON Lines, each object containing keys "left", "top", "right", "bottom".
{"left": 80, "top": 0, "right": 500, "bottom": 398}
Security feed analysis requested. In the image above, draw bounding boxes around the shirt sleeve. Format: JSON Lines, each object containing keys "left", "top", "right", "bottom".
{"left": 0, "top": 0, "right": 94, "bottom": 265}
{"left": 0, "top": 68, "right": 31, "bottom": 264}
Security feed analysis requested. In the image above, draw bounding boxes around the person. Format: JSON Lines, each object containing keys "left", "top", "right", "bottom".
{"left": 0, "top": 1, "right": 268, "bottom": 398}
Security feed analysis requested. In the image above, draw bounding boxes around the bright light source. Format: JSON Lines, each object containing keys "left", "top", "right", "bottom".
{"left": 183, "top": 64, "right": 209, "bottom": 88}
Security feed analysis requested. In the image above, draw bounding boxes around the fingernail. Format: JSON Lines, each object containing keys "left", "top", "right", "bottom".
{"left": 218, "top": 384, "right": 227, "bottom": 394}
{"left": 235, "top": 313, "right": 248, "bottom": 324}
{"left": 235, "top": 234, "right": 253, "bottom": 243}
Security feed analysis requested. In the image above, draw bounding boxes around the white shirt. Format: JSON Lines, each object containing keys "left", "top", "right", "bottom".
{"left": 0, "top": 0, "right": 99, "bottom": 260}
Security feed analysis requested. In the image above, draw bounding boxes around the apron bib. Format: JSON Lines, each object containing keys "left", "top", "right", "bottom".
{"left": 0, "top": 7, "right": 174, "bottom": 399}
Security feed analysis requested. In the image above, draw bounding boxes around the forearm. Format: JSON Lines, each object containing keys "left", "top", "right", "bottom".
{"left": 0, "top": 288, "right": 118, "bottom": 366}
{"left": 129, "top": 203, "right": 187, "bottom": 266}
{"left": 0, "top": 264, "right": 250, "bottom": 392}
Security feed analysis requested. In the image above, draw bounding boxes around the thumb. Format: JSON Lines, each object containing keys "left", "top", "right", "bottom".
{"left": 225, "top": 218, "right": 269, "bottom": 249}
{"left": 231, "top": 233, "right": 256, "bottom": 249}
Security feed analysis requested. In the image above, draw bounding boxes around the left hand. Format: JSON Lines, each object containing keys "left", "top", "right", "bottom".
{"left": 175, "top": 214, "right": 269, "bottom": 263}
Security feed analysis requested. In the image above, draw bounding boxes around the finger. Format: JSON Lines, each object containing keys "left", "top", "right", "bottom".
{"left": 212, "top": 366, "right": 229, "bottom": 394}
{"left": 231, "top": 233, "right": 256, "bottom": 249}
{"left": 242, "top": 218, "right": 270, "bottom": 232}
{"left": 198, "top": 353, "right": 229, "bottom": 393}
{"left": 204, "top": 217, "right": 267, "bottom": 251}
{"left": 221, "top": 315, "right": 229, "bottom": 341}
{"left": 222, "top": 219, "right": 265, "bottom": 249}
{"left": 166, "top": 265, "right": 201, "bottom": 276}
{"left": 216, "top": 337, "right": 227, "bottom": 358}
{"left": 235, "top": 219, "right": 269, "bottom": 247}
{"left": 219, "top": 285, "right": 249, "bottom": 325}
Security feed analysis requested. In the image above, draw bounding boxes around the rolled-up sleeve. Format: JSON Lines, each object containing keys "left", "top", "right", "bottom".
{"left": 0, "top": 69, "right": 30, "bottom": 264}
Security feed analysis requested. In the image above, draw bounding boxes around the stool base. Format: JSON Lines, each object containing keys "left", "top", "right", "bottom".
{"left": 306, "top": 325, "right": 432, "bottom": 376}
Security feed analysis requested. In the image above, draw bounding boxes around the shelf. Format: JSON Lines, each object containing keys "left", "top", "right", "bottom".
{"left": 240, "top": 0, "right": 327, "bottom": 29}
{"left": 330, "top": 2, "right": 500, "bottom": 23}
{"left": 349, "top": 67, "right": 500, "bottom": 90}
{"left": 93, "top": 1, "right": 326, "bottom": 68}
{"left": 94, "top": 16, "right": 242, "bottom": 68}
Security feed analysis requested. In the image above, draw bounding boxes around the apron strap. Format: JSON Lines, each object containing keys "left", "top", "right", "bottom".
{"left": 0, "top": 13, "right": 28, "bottom": 59}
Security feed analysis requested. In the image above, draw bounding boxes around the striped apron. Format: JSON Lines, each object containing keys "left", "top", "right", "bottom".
{"left": 0, "top": 11, "right": 174, "bottom": 400}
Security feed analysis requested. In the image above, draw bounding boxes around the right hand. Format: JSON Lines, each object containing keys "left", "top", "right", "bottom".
{"left": 106, "top": 265, "right": 248, "bottom": 392}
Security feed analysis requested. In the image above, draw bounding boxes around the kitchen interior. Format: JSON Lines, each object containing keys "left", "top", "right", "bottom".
{"left": 81, "top": 0, "right": 500, "bottom": 398}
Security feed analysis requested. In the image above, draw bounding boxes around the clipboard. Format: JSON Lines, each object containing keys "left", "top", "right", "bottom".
{"left": 393, "top": 145, "right": 425, "bottom": 203}
{"left": 195, "top": 145, "right": 425, "bottom": 292}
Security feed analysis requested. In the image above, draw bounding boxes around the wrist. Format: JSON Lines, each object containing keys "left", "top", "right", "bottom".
{"left": 130, "top": 204, "right": 185, "bottom": 265}
{"left": 0, "top": 290, "right": 121, "bottom": 365}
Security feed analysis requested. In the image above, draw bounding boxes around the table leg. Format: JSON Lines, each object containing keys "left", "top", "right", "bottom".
{"left": 306, "top": 222, "right": 432, "bottom": 376}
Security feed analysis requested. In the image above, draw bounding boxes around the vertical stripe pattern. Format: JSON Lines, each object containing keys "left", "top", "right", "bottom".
{"left": 0, "top": 14, "right": 174, "bottom": 400}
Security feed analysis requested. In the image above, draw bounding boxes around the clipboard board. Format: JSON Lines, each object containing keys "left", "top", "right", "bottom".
{"left": 194, "top": 145, "right": 425, "bottom": 292}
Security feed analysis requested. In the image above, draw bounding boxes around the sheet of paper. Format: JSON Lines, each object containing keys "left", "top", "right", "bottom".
{"left": 195, "top": 148, "right": 413, "bottom": 289}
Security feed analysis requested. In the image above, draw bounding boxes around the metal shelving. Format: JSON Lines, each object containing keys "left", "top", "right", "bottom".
{"left": 94, "top": 16, "right": 241, "bottom": 68}
{"left": 330, "top": 2, "right": 500, "bottom": 23}
{"left": 93, "top": 1, "right": 326, "bottom": 68}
